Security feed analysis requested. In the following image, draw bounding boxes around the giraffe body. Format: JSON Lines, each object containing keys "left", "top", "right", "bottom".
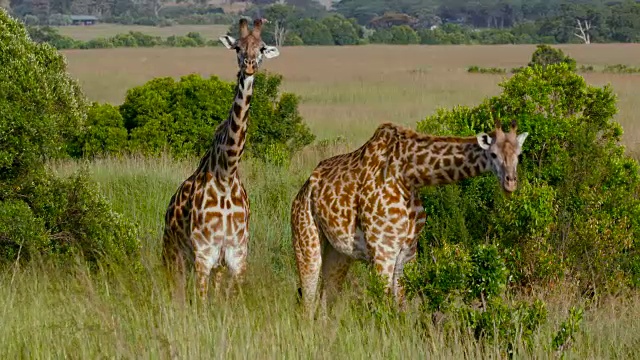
{"left": 162, "top": 18, "right": 279, "bottom": 302}
{"left": 292, "top": 120, "right": 528, "bottom": 315}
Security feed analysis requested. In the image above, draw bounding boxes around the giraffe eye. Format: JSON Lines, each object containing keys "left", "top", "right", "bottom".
{"left": 490, "top": 152, "right": 497, "bottom": 159}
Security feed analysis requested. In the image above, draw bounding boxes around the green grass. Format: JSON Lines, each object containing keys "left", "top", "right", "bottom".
{"left": 1, "top": 154, "right": 639, "bottom": 358}
{"left": 4, "top": 44, "right": 640, "bottom": 357}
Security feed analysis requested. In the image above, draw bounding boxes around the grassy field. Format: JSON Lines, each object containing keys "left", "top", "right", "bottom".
{"left": 62, "top": 44, "right": 640, "bottom": 148}
{"left": 55, "top": 24, "right": 230, "bottom": 41}
{"left": 2, "top": 44, "right": 640, "bottom": 358}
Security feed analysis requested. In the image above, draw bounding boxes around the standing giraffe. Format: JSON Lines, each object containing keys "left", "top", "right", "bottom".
{"left": 162, "top": 18, "right": 280, "bottom": 302}
{"left": 291, "top": 117, "right": 528, "bottom": 315}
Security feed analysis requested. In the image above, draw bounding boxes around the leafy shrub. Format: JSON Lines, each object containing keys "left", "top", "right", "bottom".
{"left": 414, "top": 51, "right": 640, "bottom": 294}
{"left": 1, "top": 13, "right": 86, "bottom": 186}
{"left": 26, "top": 171, "right": 140, "bottom": 266}
{"left": 467, "top": 65, "right": 507, "bottom": 74}
{"left": 119, "top": 72, "right": 315, "bottom": 161}
{"left": 0, "top": 199, "right": 49, "bottom": 262}
{"left": 603, "top": 64, "right": 640, "bottom": 73}
{"left": 402, "top": 242, "right": 546, "bottom": 355}
{"left": 528, "top": 44, "right": 576, "bottom": 71}
{"left": 70, "top": 103, "right": 129, "bottom": 158}
{"left": 0, "top": 9, "right": 140, "bottom": 267}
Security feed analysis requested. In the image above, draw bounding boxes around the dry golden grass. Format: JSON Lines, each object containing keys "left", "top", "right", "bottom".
{"left": 62, "top": 44, "right": 640, "bottom": 148}
{"left": 55, "top": 24, "right": 230, "bottom": 41}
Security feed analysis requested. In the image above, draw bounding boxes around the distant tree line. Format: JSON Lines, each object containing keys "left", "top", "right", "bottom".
{"left": 7, "top": 0, "right": 640, "bottom": 45}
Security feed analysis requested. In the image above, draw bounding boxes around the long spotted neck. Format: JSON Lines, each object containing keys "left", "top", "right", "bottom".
{"left": 402, "top": 136, "right": 492, "bottom": 188}
{"left": 211, "top": 71, "right": 254, "bottom": 179}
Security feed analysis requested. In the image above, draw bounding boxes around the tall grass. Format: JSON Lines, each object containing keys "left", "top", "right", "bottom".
{"left": 1, "top": 153, "right": 640, "bottom": 358}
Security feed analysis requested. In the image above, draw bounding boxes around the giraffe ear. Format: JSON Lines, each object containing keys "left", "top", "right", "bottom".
{"left": 261, "top": 45, "right": 280, "bottom": 59}
{"left": 477, "top": 132, "right": 493, "bottom": 150}
{"left": 516, "top": 132, "right": 529, "bottom": 148}
{"left": 219, "top": 35, "right": 237, "bottom": 49}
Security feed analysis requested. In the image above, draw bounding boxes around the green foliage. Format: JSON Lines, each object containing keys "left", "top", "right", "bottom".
{"left": 467, "top": 65, "right": 507, "bottom": 74}
{"left": 0, "top": 9, "right": 86, "bottom": 187}
{"left": 370, "top": 25, "right": 419, "bottom": 44}
{"left": 402, "top": 241, "right": 546, "bottom": 355}
{"left": 603, "top": 64, "right": 640, "bottom": 74}
{"left": 292, "top": 18, "right": 334, "bottom": 45}
{"left": 0, "top": 199, "right": 49, "bottom": 262}
{"left": 552, "top": 306, "right": 584, "bottom": 356}
{"left": 0, "top": 9, "right": 139, "bottom": 267}
{"left": 26, "top": 170, "right": 140, "bottom": 266}
{"left": 321, "top": 14, "right": 360, "bottom": 45}
{"left": 70, "top": 103, "right": 129, "bottom": 158}
{"left": 528, "top": 44, "right": 576, "bottom": 71}
{"left": 121, "top": 74, "right": 233, "bottom": 156}
{"left": 116, "top": 72, "right": 314, "bottom": 161}
{"left": 459, "top": 298, "right": 547, "bottom": 355}
{"left": 414, "top": 50, "right": 640, "bottom": 293}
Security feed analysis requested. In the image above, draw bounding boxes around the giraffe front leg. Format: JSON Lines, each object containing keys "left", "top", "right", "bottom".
{"left": 222, "top": 242, "right": 248, "bottom": 299}
{"left": 392, "top": 246, "right": 417, "bottom": 308}
{"left": 192, "top": 233, "right": 221, "bottom": 304}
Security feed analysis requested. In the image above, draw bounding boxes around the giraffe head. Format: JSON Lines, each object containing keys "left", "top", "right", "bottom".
{"left": 476, "top": 117, "right": 529, "bottom": 194}
{"left": 219, "top": 18, "right": 280, "bottom": 76}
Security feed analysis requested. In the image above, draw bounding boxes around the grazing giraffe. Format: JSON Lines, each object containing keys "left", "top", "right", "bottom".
{"left": 162, "top": 18, "right": 280, "bottom": 302}
{"left": 291, "top": 117, "right": 528, "bottom": 315}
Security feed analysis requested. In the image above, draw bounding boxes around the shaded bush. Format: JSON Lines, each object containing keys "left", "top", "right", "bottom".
{"left": 0, "top": 9, "right": 139, "bottom": 266}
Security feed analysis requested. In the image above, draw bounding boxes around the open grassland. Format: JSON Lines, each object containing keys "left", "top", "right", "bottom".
{"left": 3, "top": 155, "right": 640, "bottom": 359}
{"left": 2, "top": 45, "right": 640, "bottom": 358}
{"left": 62, "top": 44, "right": 640, "bottom": 149}
{"left": 55, "top": 24, "right": 230, "bottom": 41}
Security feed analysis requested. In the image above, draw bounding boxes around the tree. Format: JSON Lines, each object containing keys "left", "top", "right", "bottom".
{"left": 264, "top": 4, "right": 295, "bottom": 46}
{"left": 321, "top": 14, "right": 359, "bottom": 45}
{"left": 292, "top": 18, "right": 333, "bottom": 45}
{"left": 574, "top": 18, "right": 591, "bottom": 44}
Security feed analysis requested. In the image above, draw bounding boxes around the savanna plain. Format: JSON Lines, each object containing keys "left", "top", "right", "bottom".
{"left": 3, "top": 43, "right": 640, "bottom": 358}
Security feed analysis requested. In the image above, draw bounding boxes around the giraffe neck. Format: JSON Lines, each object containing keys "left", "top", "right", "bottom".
{"left": 209, "top": 71, "right": 255, "bottom": 178}
{"left": 402, "top": 136, "right": 492, "bottom": 188}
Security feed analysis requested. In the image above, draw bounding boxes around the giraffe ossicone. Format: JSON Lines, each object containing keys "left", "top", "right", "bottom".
{"left": 161, "top": 18, "right": 279, "bottom": 303}
{"left": 291, "top": 117, "right": 529, "bottom": 316}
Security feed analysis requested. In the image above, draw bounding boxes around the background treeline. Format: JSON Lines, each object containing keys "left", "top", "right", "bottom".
{"left": 6, "top": 0, "right": 640, "bottom": 47}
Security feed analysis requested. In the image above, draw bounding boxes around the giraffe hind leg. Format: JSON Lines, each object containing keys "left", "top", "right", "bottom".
{"left": 162, "top": 235, "right": 187, "bottom": 306}
{"left": 320, "top": 241, "right": 353, "bottom": 315}
{"left": 291, "top": 203, "right": 322, "bottom": 318}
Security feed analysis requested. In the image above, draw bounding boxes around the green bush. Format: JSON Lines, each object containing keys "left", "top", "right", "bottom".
{"left": 528, "top": 44, "right": 576, "bottom": 71}
{"left": 119, "top": 72, "right": 315, "bottom": 161}
{"left": 0, "top": 9, "right": 140, "bottom": 267}
{"left": 1, "top": 13, "right": 86, "bottom": 186}
{"left": 0, "top": 199, "right": 49, "bottom": 262}
{"left": 26, "top": 171, "right": 139, "bottom": 266}
{"left": 413, "top": 53, "right": 640, "bottom": 293}
{"left": 70, "top": 103, "right": 129, "bottom": 158}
